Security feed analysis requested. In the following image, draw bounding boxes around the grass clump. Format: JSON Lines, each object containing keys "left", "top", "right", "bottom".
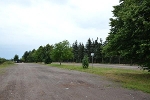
{"left": 0, "top": 61, "right": 14, "bottom": 74}
{"left": 0, "top": 61, "right": 14, "bottom": 67}
{"left": 49, "top": 63, "right": 150, "bottom": 93}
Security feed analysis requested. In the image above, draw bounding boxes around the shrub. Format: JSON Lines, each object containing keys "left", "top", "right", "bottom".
{"left": 82, "top": 55, "right": 89, "bottom": 68}
{"left": 0, "top": 58, "right": 6, "bottom": 64}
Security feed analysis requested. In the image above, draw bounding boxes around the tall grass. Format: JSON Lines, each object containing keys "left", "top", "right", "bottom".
{"left": 0, "top": 61, "right": 14, "bottom": 67}
{"left": 49, "top": 63, "right": 150, "bottom": 93}
{"left": 0, "top": 61, "right": 14, "bottom": 74}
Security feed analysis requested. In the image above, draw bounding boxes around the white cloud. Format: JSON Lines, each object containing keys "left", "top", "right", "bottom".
{"left": 0, "top": 0, "right": 120, "bottom": 59}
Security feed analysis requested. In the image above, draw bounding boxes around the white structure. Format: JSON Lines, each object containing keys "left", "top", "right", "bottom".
{"left": 91, "top": 53, "right": 94, "bottom": 68}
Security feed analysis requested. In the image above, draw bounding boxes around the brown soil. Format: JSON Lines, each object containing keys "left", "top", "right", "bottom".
{"left": 0, "top": 63, "right": 150, "bottom": 100}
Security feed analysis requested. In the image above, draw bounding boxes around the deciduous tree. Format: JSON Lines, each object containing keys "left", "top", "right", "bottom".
{"left": 52, "top": 40, "right": 73, "bottom": 65}
{"left": 104, "top": 0, "right": 150, "bottom": 69}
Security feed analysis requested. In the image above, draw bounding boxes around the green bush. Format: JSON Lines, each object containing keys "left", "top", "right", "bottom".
{"left": 2, "top": 61, "right": 13, "bottom": 65}
{"left": 0, "top": 58, "right": 6, "bottom": 64}
{"left": 82, "top": 55, "right": 89, "bottom": 68}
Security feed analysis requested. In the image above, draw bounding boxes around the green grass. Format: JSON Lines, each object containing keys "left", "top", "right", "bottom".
{"left": 0, "top": 61, "right": 14, "bottom": 73}
{"left": 48, "top": 63, "right": 150, "bottom": 93}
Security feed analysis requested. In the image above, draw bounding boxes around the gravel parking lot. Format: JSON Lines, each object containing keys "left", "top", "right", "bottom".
{"left": 0, "top": 63, "right": 149, "bottom": 100}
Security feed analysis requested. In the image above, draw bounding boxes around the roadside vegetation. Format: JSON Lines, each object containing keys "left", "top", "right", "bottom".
{"left": 49, "top": 63, "right": 150, "bottom": 93}
{"left": 0, "top": 61, "right": 14, "bottom": 68}
{"left": 0, "top": 57, "right": 7, "bottom": 64}
{"left": 0, "top": 61, "right": 14, "bottom": 74}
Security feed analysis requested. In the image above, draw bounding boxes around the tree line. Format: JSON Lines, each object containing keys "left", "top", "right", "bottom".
{"left": 19, "top": 37, "right": 132, "bottom": 65}
{"left": 13, "top": 0, "right": 150, "bottom": 70}
{"left": 104, "top": 0, "right": 150, "bottom": 70}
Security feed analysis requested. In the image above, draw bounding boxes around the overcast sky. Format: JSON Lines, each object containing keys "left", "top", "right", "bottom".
{"left": 0, "top": 0, "right": 119, "bottom": 59}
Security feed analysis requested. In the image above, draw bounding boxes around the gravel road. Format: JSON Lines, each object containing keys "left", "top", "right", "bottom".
{"left": 0, "top": 63, "right": 150, "bottom": 100}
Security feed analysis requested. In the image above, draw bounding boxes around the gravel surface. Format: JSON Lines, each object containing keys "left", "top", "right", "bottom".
{"left": 0, "top": 63, "right": 150, "bottom": 100}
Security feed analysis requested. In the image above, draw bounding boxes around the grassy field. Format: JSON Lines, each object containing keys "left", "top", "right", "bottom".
{"left": 48, "top": 63, "right": 150, "bottom": 93}
{"left": 0, "top": 61, "right": 14, "bottom": 74}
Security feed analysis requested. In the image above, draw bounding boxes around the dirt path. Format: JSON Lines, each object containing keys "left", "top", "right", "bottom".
{"left": 0, "top": 63, "right": 150, "bottom": 100}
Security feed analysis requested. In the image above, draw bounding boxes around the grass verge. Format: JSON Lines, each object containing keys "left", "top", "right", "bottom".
{"left": 48, "top": 63, "right": 150, "bottom": 93}
{"left": 0, "top": 61, "right": 14, "bottom": 74}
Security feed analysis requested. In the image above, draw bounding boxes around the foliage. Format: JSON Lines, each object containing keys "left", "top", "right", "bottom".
{"left": 85, "top": 38, "right": 93, "bottom": 62}
{"left": 72, "top": 38, "right": 104, "bottom": 63}
{"left": 21, "top": 44, "right": 53, "bottom": 63}
{"left": 51, "top": 40, "right": 73, "bottom": 65}
{"left": 104, "top": 0, "right": 150, "bottom": 68}
{"left": 82, "top": 55, "right": 89, "bottom": 68}
{"left": 93, "top": 38, "right": 104, "bottom": 63}
{"left": 44, "top": 44, "right": 52, "bottom": 64}
{"left": 72, "top": 40, "right": 79, "bottom": 62}
{"left": 78, "top": 43, "right": 85, "bottom": 62}
{"left": 0, "top": 58, "right": 6, "bottom": 64}
{"left": 14, "top": 54, "right": 19, "bottom": 62}
{"left": 36, "top": 46, "right": 45, "bottom": 62}
{"left": 2, "top": 61, "right": 14, "bottom": 65}
{"left": 22, "top": 51, "right": 29, "bottom": 62}
{"left": 20, "top": 37, "right": 143, "bottom": 65}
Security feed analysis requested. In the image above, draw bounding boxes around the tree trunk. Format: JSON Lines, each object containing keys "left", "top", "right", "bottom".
{"left": 59, "top": 59, "right": 62, "bottom": 65}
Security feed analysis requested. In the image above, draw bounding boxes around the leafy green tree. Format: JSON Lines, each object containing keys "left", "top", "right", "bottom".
{"left": 14, "top": 54, "right": 19, "bottom": 62}
{"left": 21, "top": 44, "right": 53, "bottom": 63}
{"left": 52, "top": 40, "right": 73, "bottom": 65}
{"left": 36, "top": 46, "right": 45, "bottom": 62}
{"left": 22, "top": 51, "right": 29, "bottom": 62}
{"left": 27, "top": 49, "right": 37, "bottom": 62}
{"left": 104, "top": 0, "right": 150, "bottom": 69}
{"left": 26, "top": 51, "right": 32, "bottom": 62}
{"left": 44, "top": 44, "right": 53, "bottom": 64}
{"left": 32, "top": 50, "right": 38, "bottom": 63}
